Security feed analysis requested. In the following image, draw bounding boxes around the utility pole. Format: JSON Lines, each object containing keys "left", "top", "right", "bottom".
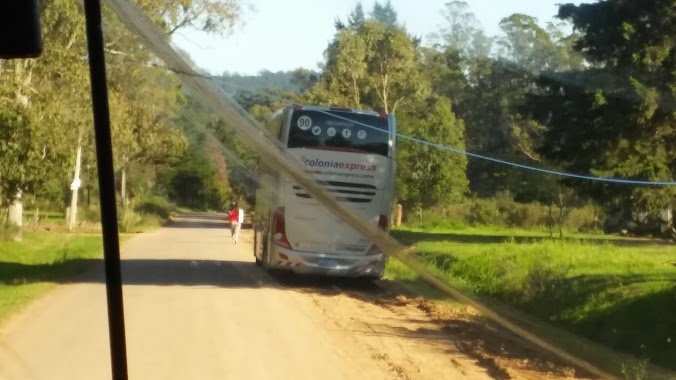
{"left": 68, "top": 134, "right": 83, "bottom": 231}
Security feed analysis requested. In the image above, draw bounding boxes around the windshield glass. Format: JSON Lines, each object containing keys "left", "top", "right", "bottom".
{"left": 287, "top": 110, "right": 390, "bottom": 156}
{"left": 3, "top": 1, "right": 676, "bottom": 380}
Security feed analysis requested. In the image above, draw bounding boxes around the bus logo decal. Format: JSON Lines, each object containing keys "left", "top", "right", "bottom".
{"left": 301, "top": 157, "right": 377, "bottom": 172}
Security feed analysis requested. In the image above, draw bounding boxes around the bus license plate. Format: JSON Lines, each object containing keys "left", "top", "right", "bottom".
{"left": 318, "top": 258, "right": 338, "bottom": 268}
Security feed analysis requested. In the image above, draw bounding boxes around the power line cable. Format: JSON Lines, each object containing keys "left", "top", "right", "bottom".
{"left": 314, "top": 110, "right": 676, "bottom": 186}
{"left": 107, "top": 55, "right": 676, "bottom": 186}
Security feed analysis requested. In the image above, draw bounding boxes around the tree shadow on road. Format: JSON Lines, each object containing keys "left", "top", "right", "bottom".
{"left": 392, "top": 229, "right": 673, "bottom": 248}
{"left": 0, "top": 258, "right": 274, "bottom": 289}
{"left": 165, "top": 213, "right": 253, "bottom": 230}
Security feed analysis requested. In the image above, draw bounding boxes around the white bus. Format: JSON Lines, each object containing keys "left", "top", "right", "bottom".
{"left": 253, "top": 105, "right": 397, "bottom": 279}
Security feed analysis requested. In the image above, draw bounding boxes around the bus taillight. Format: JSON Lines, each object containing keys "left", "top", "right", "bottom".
{"left": 366, "top": 244, "right": 381, "bottom": 256}
{"left": 378, "top": 215, "right": 388, "bottom": 230}
{"left": 366, "top": 215, "right": 389, "bottom": 255}
{"left": 272, "top": 207, "right": 292, "bottom": 249}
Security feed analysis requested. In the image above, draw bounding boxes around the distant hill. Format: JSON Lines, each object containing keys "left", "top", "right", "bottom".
{"left": 215, "top": 69, "right": 317, "bottom": 96}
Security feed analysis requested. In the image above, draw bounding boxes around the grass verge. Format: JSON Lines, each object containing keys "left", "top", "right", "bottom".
{"left": 0, "top": 232, "right": 137, "bottom": 325}
{"left": 386, "top": 227, "right": 676, "bottom": 376}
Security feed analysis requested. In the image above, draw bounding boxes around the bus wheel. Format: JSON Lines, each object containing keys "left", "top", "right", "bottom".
{"left": 261, "top": 235, "right": 269, "bottom": 268}
{"left": 254, "top": 230, "right": 262, "bottom": 265}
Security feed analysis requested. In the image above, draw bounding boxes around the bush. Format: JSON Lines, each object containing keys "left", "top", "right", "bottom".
{"left": 565, "top": 206, "right": 602, "bottom": 233}
{"left": 444, "top": 204, "right": 466, "bottom": 221}
{"left": 409, "top": 217, "right": 467, "bottom": 231}
{"left": 467, "top": 198, "right": 502, "bottom": 226}
{"left": 400, "top": 195, "right": 602, "bottom": 233}
{"left": 0, "top": 222, "right": 20, "bottom": 242}
{"left": 401, "top": 204, "right": 467, "bottom": 230}
{"left": 82, "top": 207, "right": 102, "bottom": 223}
{"left": 134, "top": 196, "right": 175, "bottom": 220}
{"left": 118, "top": 209, "right": 142, "bottom": 234}
{"left": 507, "top": 203, "right": 548, "bottom": 229}
{"left": 519, "top": 259, "right": 570, "bottom": 303}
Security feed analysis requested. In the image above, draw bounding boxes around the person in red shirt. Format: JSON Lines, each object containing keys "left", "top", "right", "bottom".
{"left": 229, "top": 203, "right": 244, "bottom": 244}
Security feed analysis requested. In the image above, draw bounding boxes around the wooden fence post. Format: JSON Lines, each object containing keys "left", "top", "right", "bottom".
{"left": 394, "top": 204, "right": 403, "bottom": 227}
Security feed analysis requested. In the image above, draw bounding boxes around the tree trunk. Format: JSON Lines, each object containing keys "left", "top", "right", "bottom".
{"left": 121, "top": 155, "right": 128, "bottom": 209}
{"left": 352, "top": 75, "right": 360, "bottom": 107}
{"left": 8, "top": 60, "right": 34, "bottom": 240}
{"left": 8, "top": 192, "right": 23, "bottom": 242}
{"left": 121, "top": 166, "right": 127, "bottom": 209}
{"left": 559, "top": 206, "right": 564, "bottom": 239}
{"left": 558, "top": 190, "right": 565, "bottom": 239}
{"left": 548, "top": 202, "right": 554, "bottom": 239}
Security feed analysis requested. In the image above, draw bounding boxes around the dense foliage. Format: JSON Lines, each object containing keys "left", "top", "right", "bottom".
{"left": 228, "top": 0, "right": 674, "bottom": 235}
{"left": 0, "top": 0, "right": 245, "bottom": 227}
{"left": 1, "top": 0, "right": 674, "bottom": 236}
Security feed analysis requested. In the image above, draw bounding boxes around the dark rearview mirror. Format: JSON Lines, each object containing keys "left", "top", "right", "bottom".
{"left": 0, "top": 1, "right": 43, "bottom": 59}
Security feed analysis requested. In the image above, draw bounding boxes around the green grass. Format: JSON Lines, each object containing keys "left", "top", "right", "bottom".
{"left": 0, "top": 233, "right": 107, "bottom": 323}
{"left": 383, "top": 259, "right": 464, "bottom": 304}
{"left": 387, "top": 226, "right": 676, "bottom": 374}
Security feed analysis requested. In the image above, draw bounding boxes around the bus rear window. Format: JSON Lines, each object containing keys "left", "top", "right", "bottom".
{"left": 287, "top": 110, "right": 390, "bottom": 157}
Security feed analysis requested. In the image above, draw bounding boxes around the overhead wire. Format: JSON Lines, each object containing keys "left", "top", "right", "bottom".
{"left": 119, "top": 58, "right": 676, "bottom": 187}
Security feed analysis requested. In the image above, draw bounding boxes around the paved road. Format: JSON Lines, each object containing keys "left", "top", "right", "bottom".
{"left": 0, "top": 213, "right": 577, "bottom": 380}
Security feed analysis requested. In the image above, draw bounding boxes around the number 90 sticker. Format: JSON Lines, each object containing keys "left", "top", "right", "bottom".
{"left": 357, "top": 130, "right": 367, "bottom": 140}
{"left": 297, "top": 116, "right": 312, "bottom": 130}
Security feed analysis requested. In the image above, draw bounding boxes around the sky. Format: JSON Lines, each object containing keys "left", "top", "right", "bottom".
{"left": 172, "top": 0, "right": 586, "bottom": 76}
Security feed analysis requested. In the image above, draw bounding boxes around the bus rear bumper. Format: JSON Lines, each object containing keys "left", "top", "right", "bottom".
{"left": 269, "top": 245, "right": 386, "bottom": 278}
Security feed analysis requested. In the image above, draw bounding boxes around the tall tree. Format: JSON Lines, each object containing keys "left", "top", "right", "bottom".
{"left": 0, "top": 0, "right": 244, "bottom": 226}
{"left": 0, "top": 0, "right": 91, "bottom": 212}
{"left": 348, "top": 2, "right": 366, "bottom": 26}
{"left": 432, "top": 1, "right": 492, "bottom": 58}
{"left": 428, "top": 3, "right": 586, "bottom": 200}
{"left": 527, "top": 0, "right": 676, "bottom": 222}
{"left": 120, "top": 0, "right": 242, "bottom": 36}
{"left": 370, "top": 0, "right": 398, "bottom": 26}
{"left": 0, "top": 106, "right": 42, "bottom": 208}
{"left": 396, "top": 96, "right": 469, "bottom": 208}
{"left": 313, "top": 20, "right": 427, "bottom": 113}
{"left": 313, "top": 26, "right": 368, "bottom": 108}
{"left": 498, "top": 14, "right": 584, "bottom": 74}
